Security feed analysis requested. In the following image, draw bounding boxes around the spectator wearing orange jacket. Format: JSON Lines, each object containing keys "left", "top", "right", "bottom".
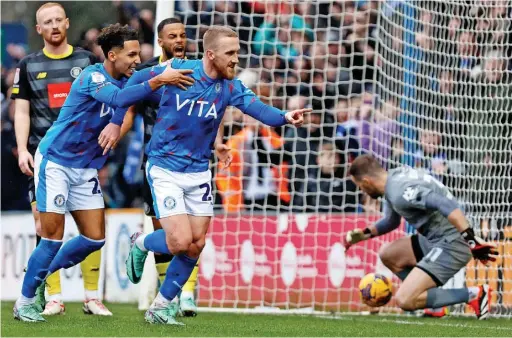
{"left": 216, "top": 112, "right": 290, "bottom": 213}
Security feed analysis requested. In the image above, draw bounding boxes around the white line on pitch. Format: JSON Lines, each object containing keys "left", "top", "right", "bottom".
{"left": 318, "top": 315, "right": 512, "bottom": 331}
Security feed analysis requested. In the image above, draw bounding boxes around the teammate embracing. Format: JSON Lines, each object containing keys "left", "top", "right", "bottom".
{"left": 344, "top": 154, "right": 497, "bottom": 320}
{"left": 121, "top": 26, "right": 310, "bottom": 325}
{"left": 119, "top": 18, "right": 223, "bottom": 316}
{"left": 12, "top": 2, "right": 110, "bottom": 316}
{"left": 13, "top": 23, "right": 195, "bottom": 323}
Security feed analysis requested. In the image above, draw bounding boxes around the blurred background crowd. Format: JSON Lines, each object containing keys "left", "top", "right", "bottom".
{"left": 2, "top": 1, "right": 511, "bottom": 218}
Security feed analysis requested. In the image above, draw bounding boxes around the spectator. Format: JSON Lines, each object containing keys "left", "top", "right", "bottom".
{"left": 216, "top": 113, "right": 290, "bottom": 212}
{"left": 305, "top": 140, "right": 360, "bottom": 213}
{"left": 252, "top": 12, "right": 313, "bottom": 60}
{"left": 282, "top": 96, "right": 325, "bottom": 210}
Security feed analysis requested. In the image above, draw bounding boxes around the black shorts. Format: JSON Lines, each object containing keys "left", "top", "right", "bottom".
{"left": 142, "top": 171, "right": 156, "bottom": 217}
{"left": 28, "top": 175, "right": 36, "bottom": 204}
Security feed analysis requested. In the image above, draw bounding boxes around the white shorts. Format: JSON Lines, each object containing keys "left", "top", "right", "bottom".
{"left": 34, "top": 149, "right": 105, "bottom": 213}
{"left": 146, "top": 163, "right": 214, "bottom": 219}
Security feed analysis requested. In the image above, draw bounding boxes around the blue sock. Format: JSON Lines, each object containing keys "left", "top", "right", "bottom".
{"left": 143, "top": 229, "right": 171, "bottom": 255}
{"left": 22, "top": 238, "right": 62, "bottom": 298}
{"left": 160, "top": 255, "right": 198, "bottom": 301}
{"left": 47, "top": 235, "right": 104, "bottom": 274}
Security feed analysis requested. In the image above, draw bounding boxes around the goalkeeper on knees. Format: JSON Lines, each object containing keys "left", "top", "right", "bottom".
{"left": 344, "top": 154, "right": 498, "bottom": 320}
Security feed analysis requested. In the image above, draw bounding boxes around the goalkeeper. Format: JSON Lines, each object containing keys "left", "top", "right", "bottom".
{"left": 344, "top": 155, "right": 497, "bottom": 320}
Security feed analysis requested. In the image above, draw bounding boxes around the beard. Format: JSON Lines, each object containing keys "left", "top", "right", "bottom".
{"left": 367, "top": 190, "right": 383, "bottom": 199}
{"left": 45, "top": 30, "right": 66, "bottom": 47}
{"left": 164, "top": 48, "right": 174, "bottom": 60}
{"left": 213, "top": 59, "right": 236, "bottom": 80}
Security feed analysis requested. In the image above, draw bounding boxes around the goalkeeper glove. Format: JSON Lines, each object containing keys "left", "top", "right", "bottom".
{"left": 461, "top": 228, "right": 498, "bottom": 266}
{"left": 344, "top": 228, "right": 373, "bottom": 251}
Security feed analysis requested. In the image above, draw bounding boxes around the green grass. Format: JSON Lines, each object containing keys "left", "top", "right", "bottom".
{"left": 2, "top": 302, "right": 511, "bottom": 337}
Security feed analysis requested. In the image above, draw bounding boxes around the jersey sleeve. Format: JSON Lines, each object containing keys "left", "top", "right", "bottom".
{"left": 79, "top": 67, "right": 154, "bottom": 110}
{"left": 108, "top": 67, "right": 165, "bottom": 125}
{"left": 228, "top": 79, "right": 287, "bottom": 127}
{"left": 10, "top": 58, "right": 30, "bottom": 100}
{"left": 374, "top": 200, "right": 401, "bottom": 235}
{"left": 228, "top": 79, "right": 261, "bottom": 110}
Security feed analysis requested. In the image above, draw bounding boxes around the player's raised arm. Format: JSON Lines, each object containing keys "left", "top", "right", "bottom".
{"left": 228, "top": 79, "right": 312, "bottom": 128}
{"left": 84, "top": 65, "right": 194, "bottom": 113}
{"left": 98, "top": 63, "right": 194, "bottom": 154}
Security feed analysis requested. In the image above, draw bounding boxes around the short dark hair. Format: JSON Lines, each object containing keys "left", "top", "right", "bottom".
{"left": 157, "top": 17, "right": 182, "bottom": 36}
{"left": 97, "top": 23, "right": 138, "bottom": 57}
{"left": 348, "top": 154, "right": 384, "bottom": 180}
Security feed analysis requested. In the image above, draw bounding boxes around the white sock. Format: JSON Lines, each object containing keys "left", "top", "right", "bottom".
{"left": 135, "top": 234, "right": 148, "bottom": 252}
{"left": 17, "top": 295, "right": 35, "bottom": 307}
{"left": 468, "top": 286, "right": 480, "bottom": 302}
{"left": 48, "top": 293, "right": 62, "bottom": 302}
{"left": 84, "top": 290, "right": 98, "bottom": 301}
{"left": 180, "top": 291, "right": 194, "bottom": 301}
{"left": 153, "top": 292, "right": 172, "bottom": 307}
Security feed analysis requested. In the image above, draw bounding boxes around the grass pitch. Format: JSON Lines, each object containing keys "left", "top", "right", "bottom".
{"left": 2, "top": 302, "right": 511, "bottom": 337}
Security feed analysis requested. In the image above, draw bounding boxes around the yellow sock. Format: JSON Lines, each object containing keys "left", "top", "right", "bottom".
{"left": 80, "top": 249, "right": 101, "bottom": 295}
{"left": 155, "top": 262, "right": 170, "bottom": 286}
{"left": 182, "top": 258, "right": 199, "bottom": 294}
{"left": 46, "top": 271, "right": 62, "bottom": 296}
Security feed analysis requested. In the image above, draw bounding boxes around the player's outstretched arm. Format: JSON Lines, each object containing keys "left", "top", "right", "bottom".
{"left": 344, "top": 201, "right": 401, "bottom": 251}
{"left": 228, "top": 79, "right": 311, "bottom": 127}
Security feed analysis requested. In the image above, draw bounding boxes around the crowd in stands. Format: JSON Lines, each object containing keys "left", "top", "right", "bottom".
{"left": 2, "top": 0, "right": 511, "bottom": 217}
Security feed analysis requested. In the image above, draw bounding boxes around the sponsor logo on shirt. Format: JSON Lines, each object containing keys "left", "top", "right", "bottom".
{"left": 175, "top": 94, "right": 219, "bottom": 119}
{"left": 47, "top": 82, "right": 72, "bottom": 108}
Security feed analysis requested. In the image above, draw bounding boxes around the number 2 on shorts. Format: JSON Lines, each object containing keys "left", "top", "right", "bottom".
{"left": 88, "top": 177, "right": 101, "bottom": 195}
{"left": 199, "top": 183, "right": 212, "bottom": 201}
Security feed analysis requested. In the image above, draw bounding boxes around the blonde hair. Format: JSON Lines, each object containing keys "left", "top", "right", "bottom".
{"left": 36, "top": 2, "right": 66, "bottom": 23}
{"left": 203, "top": 26, "right": 238, "bottom": 51}
{"left": 36, "top": 2, "right": 66, "bottom": 22}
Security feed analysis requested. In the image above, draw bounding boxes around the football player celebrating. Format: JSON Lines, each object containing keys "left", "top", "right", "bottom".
{"left": 13, "top": 23, "right": 194, "bottom": 322}
{"left": 118, "top": 26, "right": 310, "bottom": 325}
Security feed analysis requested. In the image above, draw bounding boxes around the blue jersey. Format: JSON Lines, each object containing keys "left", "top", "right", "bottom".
{"left": 122, "top": 59, "right": 287, "bottom": 173}
{"left": 39, "top": 63, "right": 155, "bottom": 169}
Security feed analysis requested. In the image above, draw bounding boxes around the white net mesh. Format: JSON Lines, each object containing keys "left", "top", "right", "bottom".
{"left": 167, "top": 0, "right": 512, "bottom": 317}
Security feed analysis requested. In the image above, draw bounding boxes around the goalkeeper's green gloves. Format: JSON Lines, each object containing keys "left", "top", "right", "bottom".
{"left": 344, "top": 228, "right": 373, "bottom": 251}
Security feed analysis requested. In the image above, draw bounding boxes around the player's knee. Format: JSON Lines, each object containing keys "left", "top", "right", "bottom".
{"left": 166, "top": 236, "right": 192, "bottom": 256}
{"left": 194, "top": 236, "right": 206, "bottom": 253}
{"left": 395, "top": 290, "right": 415, "bottom": 311}
{"left": 378, "top": 244, "right": 395, "bottom": 270}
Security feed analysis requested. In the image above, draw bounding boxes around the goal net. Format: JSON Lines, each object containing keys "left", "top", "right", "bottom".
{"left": 148, "top": 0, "right": 511, "bottom": 318}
